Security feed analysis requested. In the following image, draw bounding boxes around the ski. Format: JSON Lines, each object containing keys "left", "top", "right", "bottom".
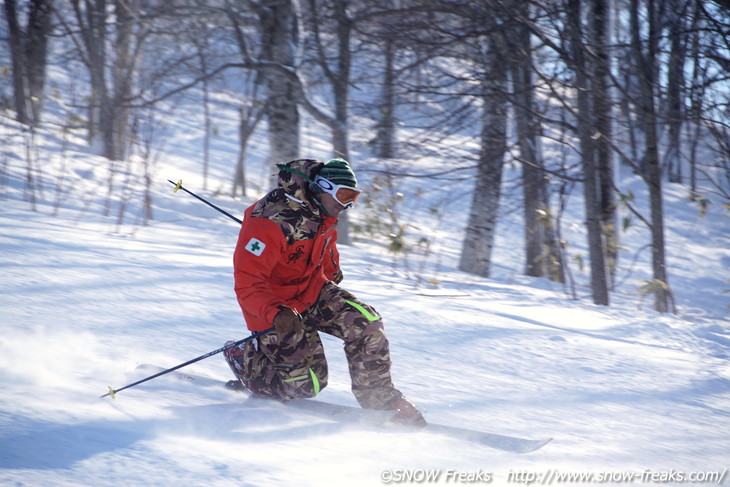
{"left": 135, "top": 364, "right": 552, "bottom": 453}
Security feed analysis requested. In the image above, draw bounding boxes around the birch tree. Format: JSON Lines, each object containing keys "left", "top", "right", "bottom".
{"left": 255, "top": 0, "right": 300, "bottom": 167}
{"left": 458, "top": 24, "right": 509, "bottom": 277}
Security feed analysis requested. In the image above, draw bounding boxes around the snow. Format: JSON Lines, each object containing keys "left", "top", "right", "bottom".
{"left": 1, "top": 106, "right": 729, "bottom": 486}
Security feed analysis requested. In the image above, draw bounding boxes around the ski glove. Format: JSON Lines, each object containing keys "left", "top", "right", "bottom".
{"left": 332, "top": 268, "right": 343, "bottom": 284}
{"left": 273, "top": 306, "right": 303, "bottom": 335}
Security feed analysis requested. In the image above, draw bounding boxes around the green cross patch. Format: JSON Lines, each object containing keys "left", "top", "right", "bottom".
{"left": 245, "top": 237, "right": 266, "bottom": 256}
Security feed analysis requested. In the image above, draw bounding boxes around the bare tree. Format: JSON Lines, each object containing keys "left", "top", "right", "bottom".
{"left": 458, "top": 8, "right": 510, "bottom": 277}
{"left": 255, "top": 0, "right": 300, "bottom": 168}
{"left": 664, "top": 0, "right": 689, "bottom": 184}
{"left": 373, "top": 24, "right": 397, "bottom": 159}
{"left": 590, "top": 0, "right": 618, "bottom": 286}
{"left": 458, "top": 60, "right": 509, "bottom": 277}
{"left": 64, "top": 0, "right": 109, "bottom": 154}
{"left": 302, "top": 0, "right": 354, "bottom": 159}
{"left": 61, "top": 0, "right": 141, "bottom": 161}
{"left": 300, "top": 0, "right": 369, "bottom": 243}
{"left": 233, "top": 76, "right": 267, "bottom": 198}
{"left": 508, "top": 2, "right": 564, "bottom": 282}
{"left": 567, "top": 0, "right": 611, "bottom": 305}
{"left": 3, "top": 0, "right": 54, "bottom": 126}
{"left": 629, "top": 0, "right": 671, "bottom": 312}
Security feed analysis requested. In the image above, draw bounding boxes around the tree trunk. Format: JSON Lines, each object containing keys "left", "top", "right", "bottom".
{"left": 110, "top": 0, "right": 136, "bottom": 162}
{"left": 568, "top": 0, "right": 610, "bottom": 305}
{"left": 630, "top": 0, "right": 670, "bottom": 313}
{"left": 71, "top": 0, "right": 108, "bottom": 152}
{"left": 200, "top": 50, "right": 211, "bottom": 191}
{"left": 4, "top": 0, "right": 29, "bottom": 125}
{"left": 332, "top": 0, "right": 351, "bottom": 160}
{"left": 4, "top": 0, "right": 53, "bottom": 126}
{"left": 235, "top": 107, "right": 249, "bottom": 199}
{"left": 511, "top": 17, "right": 560, "bottom": 281}
{"left": 330, "top": 0, "right": 354, "bottom": 244}
{"left": 25, "top": 0, "right": 53, "bottom": 123}
{"left": 375, "top": 35, "right": 396, "bottom": 159}
{"left": 458, "top": 40, "right": 507, "bottom": 277}
{"left": 665, "top": 0, "right": 687, "bottom": 184}
{"left": 687, "top": 1, "right": 702, "bottom": 197}
{"left": 259, "top": 0, "right": 300, "bottom": 176}
{"left": 591, "top": 0, "right": 617, "bottom": 288}
{"left": 300, "top": 0, "right": 355, "bottom": 243}
{"left": 515, "top": 58, "right": 543, "bottom": 277}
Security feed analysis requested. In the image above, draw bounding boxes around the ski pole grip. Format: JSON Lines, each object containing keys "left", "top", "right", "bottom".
{"left": 166, "top": 178, "right": 243, "bottom": 224}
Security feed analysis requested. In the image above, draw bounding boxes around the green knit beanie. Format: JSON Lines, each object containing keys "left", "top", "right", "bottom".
{"left": 317, "top": 158, "right": 358, "bottom": 188}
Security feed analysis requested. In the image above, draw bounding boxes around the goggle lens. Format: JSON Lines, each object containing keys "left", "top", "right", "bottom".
{"left": 335, "top": 187, "right": 360, "bottom": 205}
{"left": 315, "top": 176, "right": 362, "bottom": 208}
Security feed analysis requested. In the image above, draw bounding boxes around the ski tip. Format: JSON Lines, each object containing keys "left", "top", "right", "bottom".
{"left": 520, "top": 437, "right": 553, "bottom": 453}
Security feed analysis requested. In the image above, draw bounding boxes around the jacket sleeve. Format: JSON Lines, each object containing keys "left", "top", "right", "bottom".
{"left": 233, "top": 216, "right": 287, "bottom": 326}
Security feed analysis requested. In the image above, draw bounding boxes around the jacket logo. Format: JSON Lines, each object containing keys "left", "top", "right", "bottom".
{"left": 245, "top": 238, "right": 266, "bottom": 256}
{"left": 287, "top": 245, "right": 305, "bottom": 264}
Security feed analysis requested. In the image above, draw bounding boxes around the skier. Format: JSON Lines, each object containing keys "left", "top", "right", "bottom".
{"left": 223, "top": 158, "right": 426, "bottom": 426}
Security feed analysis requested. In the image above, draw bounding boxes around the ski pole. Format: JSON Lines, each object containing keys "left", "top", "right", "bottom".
{"left": 167, "top": 179, "right": 242, "bottom": 224}
{"left": 101, "top": 327, "right": 274, "bottom": 399}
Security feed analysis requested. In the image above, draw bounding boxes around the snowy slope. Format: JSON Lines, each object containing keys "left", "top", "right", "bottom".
{"left": 1, "top": 109, "right": 729, "bottom": 487}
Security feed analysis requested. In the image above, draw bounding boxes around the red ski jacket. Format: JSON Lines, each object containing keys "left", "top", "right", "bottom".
{"left": 233, "top": 159, "right": 341, "bottom": 331}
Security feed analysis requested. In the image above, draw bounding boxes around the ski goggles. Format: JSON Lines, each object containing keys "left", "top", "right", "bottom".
{"left": 313, "top": 176, "right": 362, "bottom": 208}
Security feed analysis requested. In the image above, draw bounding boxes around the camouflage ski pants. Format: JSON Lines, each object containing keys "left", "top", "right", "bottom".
{"left": 224, "top": 281, "right": 403, "bottom": 410}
